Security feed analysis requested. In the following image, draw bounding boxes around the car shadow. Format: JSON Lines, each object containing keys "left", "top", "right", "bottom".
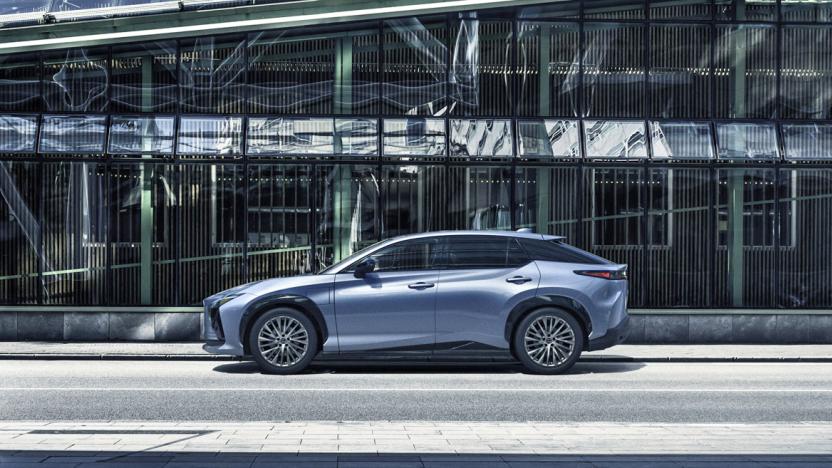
{"left": 212, "top": 360, "right": 645, "bottom": 375}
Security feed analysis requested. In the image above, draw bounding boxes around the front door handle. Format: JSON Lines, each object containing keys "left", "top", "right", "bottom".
{"left": 506, "top": 276, "right": 532, "bottom": 284}
{"left": 408, "top": 282, "right": 435, "bottom": 290}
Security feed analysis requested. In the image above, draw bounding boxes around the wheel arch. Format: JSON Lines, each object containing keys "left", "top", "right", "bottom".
{"left": 240, "top": 294, "right": 329, "bottom": 354}
{"left": 505, "top": 295, "right": 592, "bottom": 352}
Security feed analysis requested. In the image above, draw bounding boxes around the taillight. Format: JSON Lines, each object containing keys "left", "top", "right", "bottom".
{"left": 574, "top": 269, "right": 627, "bottom": 280}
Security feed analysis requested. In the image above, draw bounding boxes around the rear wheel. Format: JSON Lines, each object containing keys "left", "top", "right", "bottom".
{"left": 513, "top": 308, "right": 584, "bottom": 375}
{"left": 249, "top": 308, "right": 318, "bottom": 375}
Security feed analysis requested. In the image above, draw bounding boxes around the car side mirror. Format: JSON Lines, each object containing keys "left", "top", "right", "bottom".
{"left": 353, "top": 258, "right": 376, "bottom": 278}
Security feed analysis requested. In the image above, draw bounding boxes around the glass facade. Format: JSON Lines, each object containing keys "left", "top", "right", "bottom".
{"left": 1, "top": 0, "right": 832, "bottom": 309}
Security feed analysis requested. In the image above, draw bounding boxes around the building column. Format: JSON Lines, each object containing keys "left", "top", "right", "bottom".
{"left": 140, "top": 55, "right": 153, "bottom": 305}
{"left": 536, "top": 25, "right": 552, "bottom": 233}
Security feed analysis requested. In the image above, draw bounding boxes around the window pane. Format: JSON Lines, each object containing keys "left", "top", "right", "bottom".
{"left": 0, "top": 161, "right": 39, "bottom": 304}
{"left": 715, "top": 25, "right": 776, "bottom": 119}
{"left": 247, "top": 117, "right": 334, "bottom": 156}
{"left": 448, "top": 166, "right": 512, "bottom": 230}
{"left": 515, "top": 166, "right": 579, "bottom": 240}
{"left": 177, "top": 116, "right": 243, "bottom": 156}
{"left": 247, "top": 165, "right": 314, "bottom": 280}
{"left": 518, "top": 1, "right": 580, "bottom": 19}
{"left": 650, "top": 121, "right": 714, "bottom": 159}
{"left": 647, "top": 168, "right": 712, "bottom": 307}
{"left": 109, "top": 163, "right": 176, "bottom": 305}
{"left": 781, "top": 26, "right": 832, "bottom": 120}
{"left": 443, "top": 236, "right": 527, "bottom": 268}
{"left": 716, "top": 122, "right": 779, "bottom": 159}
{"left": 39, "top": 115, "right": 107, "bottom": 154}
{"left": 383, "top": 118, "right": 446, "bottom": 157}
{"left": 316, "top": 164, "right": 379, "bottom": 268}
{"left": 584, "top": 120, "right": 647, "bottom": 159}
{"left": 42, "top": 162, "right": 108, "bottom": 305}
{"left": 450, "top": 18, "right": 513, "bottom": 116}
{"left": 517, "top": 120, "right": 580, "bottom": 158}
{"left": 179, "top": 164, "right": 245, "bottom": 304}
{"left": 111, "top": 41, "right": 178, "bottom": 113}
{"left": 650, "top": 25, "right": 710, "bottom": 119}
{"left": 715, "top": 0, "right": 777, "bottom": 20}
{"left": 650, "top": 0, "right": 712, "bottom": 20}
{"left": 179, "top": 35, "right": 246, "bottom": 113}
{"left": 383, "top": 17, "right": 447, "bottom": 116}
{"left": 0, "top": 115, "right": 37, "bottom": 153}
{"left": 517, "top": 22, "right": 579, "bottom": 117}
{"left": 584, "top": 0, "right": 645, "bottom": 19}
{"left": 0, "top": 52, "right": 41, "bottom": 112}
{"left": 782, "top": 123, "right": 832, "bottom": 160}
{"left": 108, "top": 116, "right": 174, "bottom": 155}
{"left": 382, "top": 165, "right": 447, "bottom": 238}
{"left": 370, "top": 239, "right": 439, "bottom": 272}
{"left": 336, "top": 118, "right": 377, "bottom": 155}
{"left": 42, "top": 47, "right": 108, "bottom": 112}
{"left": 450, "top": 119, "right": 513, "bottom": 157}
{"left": 583, "top": 23, "right": 645, "bottom": 118}
{"left": 782, "top": 0, "right": 832, "bottom": 22}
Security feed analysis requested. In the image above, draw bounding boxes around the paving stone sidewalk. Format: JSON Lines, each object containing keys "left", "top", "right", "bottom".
{"left": 1, "top": 342, "right": 831, "bottom": 362}
{"left": 0, "top": 421, "right": 830, "bottom": 467}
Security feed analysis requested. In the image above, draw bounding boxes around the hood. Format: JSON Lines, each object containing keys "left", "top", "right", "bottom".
{"left": 205, "top": 274, "right": 335, "bottom": 304}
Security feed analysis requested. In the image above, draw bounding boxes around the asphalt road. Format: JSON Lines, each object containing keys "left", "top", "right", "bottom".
{"left": 1, "top": 360, "right": 831, "bottom": 422}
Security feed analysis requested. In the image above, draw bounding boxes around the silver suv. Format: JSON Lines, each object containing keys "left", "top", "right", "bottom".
{"left": 203, "top": 230, "right": 629, "bottom": 374}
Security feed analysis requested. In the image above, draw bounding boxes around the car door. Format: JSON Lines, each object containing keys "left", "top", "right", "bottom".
{"left": 333, "top": 237, "right": 441, "bottom": 352}
{"left": 434, "top": 235, "right": 540, "bottom": 350}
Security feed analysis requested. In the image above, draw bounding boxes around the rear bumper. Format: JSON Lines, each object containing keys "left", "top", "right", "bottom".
{"left": 587, "top": 315, "right": 630, "bottom": 351}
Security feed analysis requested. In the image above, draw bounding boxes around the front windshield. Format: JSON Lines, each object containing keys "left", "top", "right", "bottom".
{"left": 318, "top": 239, "right": 389, "bottom": 274}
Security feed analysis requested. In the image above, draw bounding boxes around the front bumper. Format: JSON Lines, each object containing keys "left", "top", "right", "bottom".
{"left": 587, "top": 315, "right": 630, "bottom": 351}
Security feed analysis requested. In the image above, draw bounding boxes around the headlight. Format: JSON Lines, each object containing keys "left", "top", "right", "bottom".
{"left": 215, "top": 293, "right": 244, "bottom": 308}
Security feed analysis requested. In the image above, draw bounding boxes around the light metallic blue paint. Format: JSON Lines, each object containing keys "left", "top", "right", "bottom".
{"left": 203, "top": 230, "right": 629, "bottom": 358}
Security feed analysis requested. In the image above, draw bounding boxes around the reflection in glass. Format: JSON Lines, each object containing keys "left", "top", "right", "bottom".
{"left": 583, "top": 23, "right": 645, "bottom": 118}
{"left": 781, "top": 26, "right": 832, "bottom": 120}
{"left": 450, "top": 19, "right": 513, "bottom": 116}
{"left": 517, "top": 22, "right": 579, "bottom": 117}
{"left": 716, "top": 123, "right": 779, "bottom": 159}
{"left": 382, "top": 165, "right": 446, "bottom": 238}
{"left": 448, "top": 166, "right": 512, "bottom": 230}
{"left": 248, "top": 164, "right": 314, "bottom": 280}
{"left": 584, "top": 120, "right": 647, "bottom": 158}
{"left": 515, "top": 166, "right": 579, "bottom": 239}
{"left": 782, "top": 0, "right": 832, "bottom": 21}
{"left": 584, "top": 0, "right": 644, "bottom": 19}
{"left": 650, "top": 121, "right": 714, "bottom": 159}
{"left": 650, "top": 0, "right": 711, "bottom": 19}
{"left": 0, "top": 115, "right": 37, "bottom": 153}
{"left": 247, "top": 117, "right": 333, "bottom": 156}
{"left": 383, "top": 17, "right": 447, "bottom": 116}
{"left": 111, "top": 41, "right": 178, "bottom": 113}
{"left": 335, "top": 118, "right": 378, "bottom": 155}
{"left": 715, "top": 0, "right": 777, "bottom": 20}
{"left": 109, "top": 163, "right": 176, "bottom": 305}
{"left": 0, "top": 161, "right": 39, "bottom": 304}
{"left": 650, "top": 24, "right": 710, "bottom": 119}
{"left": 715, "top": 25, "right": 776, "bottom": 119}
{"left": 450, "top": 119, "right": 513, "bottom": 157}
{"left": 316, "top": 164, "right": 379, "bottom": 268}
{"left": 782, "top": 124, "right": 832, "bottom": 160}
{"left": 42, "top": 47, "right": 109, "bottom": 112}
{"left": 42, "top": 162, "right": 108, "bottom": 304}
{"left": 517, "top": 120, "right": 580, "bottom": 158}
{"left": 108, "top": 116, "right": 174, "bottom": 155}
{"left": 517, "top": 1, "right": 580, "bottom": 19}
{"left": 179, "top": 164, "right": 245, "bottom": 304}
{"left": 39, "top": 115, "right": 107, "bottom": 154}
{"left": 179, "top": 35, "right": 246, "bottom": 113}
{"left": 0, "top": 53, "right": 41, "bottom": 112}
{"left": 383, "top": 118, "right": 446, "bottom": 157}
{"left": 177, "top": 116, "right": 243, "bottom": 156}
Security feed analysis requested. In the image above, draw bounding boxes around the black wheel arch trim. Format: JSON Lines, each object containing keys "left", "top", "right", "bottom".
{"left": 240, "top": 293, "right": 329, "bottom": 353}
{"left": 505, "top": 295, "right": 592, "bottom": 347}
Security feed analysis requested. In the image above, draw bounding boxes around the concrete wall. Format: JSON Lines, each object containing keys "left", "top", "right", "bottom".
{"left": 1, "top": 310, "right": 831, "bottom": 344}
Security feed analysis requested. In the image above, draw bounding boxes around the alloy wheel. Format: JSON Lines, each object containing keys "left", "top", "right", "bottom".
{"left": 523, "top": 315, "right": 576, "bottom": 367}
{"left": 257, "top": 315, "right": 309, "bottom": 367}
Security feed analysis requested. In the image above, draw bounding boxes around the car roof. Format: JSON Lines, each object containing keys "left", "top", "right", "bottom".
{"left": 387, "top": 230, "right": 566, "bottom": 243}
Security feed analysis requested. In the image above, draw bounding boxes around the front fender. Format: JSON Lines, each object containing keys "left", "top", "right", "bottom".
{"left": 240, "top": 293, "right": 331, "bottom": 353}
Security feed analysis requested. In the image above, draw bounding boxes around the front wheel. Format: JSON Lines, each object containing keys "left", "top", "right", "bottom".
{"left": 249, "top": 308, "right": 318, "bottom": 375}
{"left": 513, "top": 308, "right": 584, "bottom": 375}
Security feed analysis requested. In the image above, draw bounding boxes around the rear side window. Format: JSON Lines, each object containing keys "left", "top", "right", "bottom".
{"left": 443, "top": 236, "right": 529, "bottom": 269}
{"left": 518, "top": 238, "right": 607, "bottom": 265}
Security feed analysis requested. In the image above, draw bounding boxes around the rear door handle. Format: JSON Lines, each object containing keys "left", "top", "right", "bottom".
{"left": 408, "top": 282, "right": 435, "bottom": 290}
{"left": 506, "top": 276, "right": 532, "bottom": 284}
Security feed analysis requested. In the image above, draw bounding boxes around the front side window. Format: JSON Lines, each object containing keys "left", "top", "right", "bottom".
{"left": 443, "top": 236, "right": 528, "bottom": 269}
{"left": 358, "top": 238, "right": 442, "bottom": 273}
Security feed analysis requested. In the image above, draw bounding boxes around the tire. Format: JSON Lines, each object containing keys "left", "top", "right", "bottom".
{"left": 249, "top": 308, "right": 319, "bottom": 375}
{"left": 513, "top": 307, "right": 584, "bottom": 375}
